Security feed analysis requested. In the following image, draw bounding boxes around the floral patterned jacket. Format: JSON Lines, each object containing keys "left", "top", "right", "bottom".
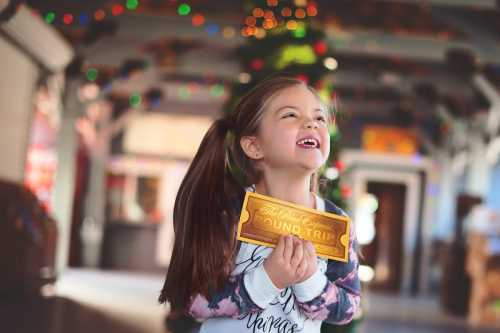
{"left": 188, "top": 191, "right": 361, "bottom": 333}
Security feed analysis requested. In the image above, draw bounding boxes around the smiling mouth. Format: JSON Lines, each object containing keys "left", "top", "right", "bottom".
{"left": 296, "top": 138, "right": 320, "bottom": 149}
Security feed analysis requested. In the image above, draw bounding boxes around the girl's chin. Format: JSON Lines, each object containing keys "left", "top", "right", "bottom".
{"left": 297, "top": 160, "right": 325, "bottom": 172}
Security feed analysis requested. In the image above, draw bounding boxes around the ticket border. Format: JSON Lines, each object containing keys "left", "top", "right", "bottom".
{"left": 236, "top": 191, "right": 351, "bottom": 262}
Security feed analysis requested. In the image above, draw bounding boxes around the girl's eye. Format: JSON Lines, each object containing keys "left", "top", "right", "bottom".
{"left": 283, "top": 113, "right": 297, "bottom": 118}
{"left": 316, "top": 116, "right": 327, "bottom": 122}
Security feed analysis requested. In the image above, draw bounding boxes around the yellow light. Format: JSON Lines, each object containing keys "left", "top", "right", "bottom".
{"left": 286, "top": 20, "right": 298, "bottom": 30}
{"left": 247, "top": 26, "right": 257, "bottom": 35}
{"left": 359, "top": 265, "right": 375, "bottom": 282}
{"left": 263, "top": 18, "right": 274, "bottom": 30}
{"left": 255, "top": 28, "right": 267, "bottom": 39}
{"left": 222, "top": 26, "right": 236, "bottom": 39}
{"left": 238, "top": 72, "right": 251, "bottom": 84}
{"left": 318, "top": 88, "right": 330, "bottom": 104}
{"left": 324, "top": 57, "right": 338, "bottom": 70}
{"left": 275, "top": 44, "right": 317, "bottom": 69}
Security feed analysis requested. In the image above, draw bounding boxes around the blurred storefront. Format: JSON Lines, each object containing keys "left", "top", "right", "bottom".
{"left": 98, "top": 114, "right": 213, "bottom": 271}
{"left": 0, "top": 2, "right": 72, "bottom": 297}
{"left": 75, "top": 85, "right": 225, "bottom": 272}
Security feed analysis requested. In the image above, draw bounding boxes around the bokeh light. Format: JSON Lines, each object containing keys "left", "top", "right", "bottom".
{"left": 86, "top": 68, "right": 98, "bottom": 82}
{"left": 45, "top": 12, "right": 55, "bottom": 24}
{"left": 112, "top": 4, "right": 125, "bottom": 16}
{"left": 63, "top": 14, "right": 74, "bottom": 25}
{"left": 126, "top": 0, "right": 139, "bottom": 11}
{"left": 94, "top": 9, "right": 106, "bottom": 21}
{"left": 178, "top": 3, "right": 191, "bottom": 16}
{"left": 129, "top": 94, "right": 142, "bottom": 108}
{"left": 192, "top": 14, "right": 205, "bottom": 26}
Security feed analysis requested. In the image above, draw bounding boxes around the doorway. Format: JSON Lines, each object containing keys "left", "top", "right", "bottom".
{"left": 362, "top": 182, "right": 406, "bottom": 292}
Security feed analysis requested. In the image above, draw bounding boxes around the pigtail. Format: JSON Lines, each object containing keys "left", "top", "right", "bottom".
{"left": 159, "top": 116, "right": 242, "bottom": 314}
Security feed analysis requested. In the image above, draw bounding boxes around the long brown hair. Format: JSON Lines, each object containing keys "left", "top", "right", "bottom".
{"left": 158, "top": 75, "right": 331, "bottom": 314}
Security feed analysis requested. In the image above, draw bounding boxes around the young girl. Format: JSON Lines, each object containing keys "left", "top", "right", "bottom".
{"left": 159, "top": 76, "right": 360, "bottom": 333}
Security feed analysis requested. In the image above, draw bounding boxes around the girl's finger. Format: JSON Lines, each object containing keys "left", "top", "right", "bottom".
{"left": 290, "top": 240, "right": 304, "bottom": 269}
{"left": 296, "top": 256, "right": 308, "bottom": 279}
{"left": 292, "top": 235, "right": 302, "bottom": 247}
{"left": 304, "top": 240, "right": 316, "bottom": 257}
{"left": 274, "top": 235, "right": 286, "bottom": 255}
{"left": 283, "top": 235, "right": 294, "bottom": 262}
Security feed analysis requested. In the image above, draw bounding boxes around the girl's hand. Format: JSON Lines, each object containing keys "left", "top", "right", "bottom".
{"left": 263, "top": 235, "right": 306, "bottom": 289}
{"left": 294, "top": 240, "right": 318, "bottom": 284}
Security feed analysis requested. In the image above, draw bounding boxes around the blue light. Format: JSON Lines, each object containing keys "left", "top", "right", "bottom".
{"left": 206, "top": 23, "right": 219, "bottom": 35}
{"left": 79, "top": 13, "right": 90, "bottom": 25}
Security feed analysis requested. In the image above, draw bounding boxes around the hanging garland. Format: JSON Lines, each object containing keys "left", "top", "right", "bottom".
{"left": 34, "top": 0, "right": 139, "bottom": 26}
{"left": 174, "top": 1, "right": 238, "bottom": 40}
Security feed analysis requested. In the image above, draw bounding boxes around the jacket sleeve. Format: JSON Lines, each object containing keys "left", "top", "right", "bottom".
{"left": 188, "top": 260, "right": 283, "bottom": 321}
{"left": 292, "top": 219, "right": 361, "bottom": 324}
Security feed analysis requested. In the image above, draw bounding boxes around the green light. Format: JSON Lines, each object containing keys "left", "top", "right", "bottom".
{"left": 210, "top": 84, "right": 225, "bottom": 98}
{"left": 130, "top": 94, "right": 142, "bottom": 108}
{"left": 126, "top": 0, "right": 139, "bottom": 10}
{"left": 275, "top": 45, "right": 316, "bottom": 69}
{"left": 292, "top": 23, "right": 306, "bottom": 38}
{"left": 318, "top": 88, "right": 330, "bottom": 104}
{"left": 179, "top": 87, "right": 191, "bottom": 100}
{"left": 328, "top": 123, "right": 338, "bottom": 136}
{"left": 45, "top": 12, "right": 56, "bottom": 24}
{"left": 86, "top": 68, "right": 98, "bottom": 82}
{"left": 178, "top": 3, "right": 191, "bottom": 16}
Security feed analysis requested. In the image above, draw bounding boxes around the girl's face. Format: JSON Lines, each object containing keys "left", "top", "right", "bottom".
{"left": 253, "top": 84, "right": 331, "bottom": 173}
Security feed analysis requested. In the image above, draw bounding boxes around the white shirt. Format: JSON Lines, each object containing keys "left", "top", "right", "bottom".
{"left": 199, "top": 190, "right": 329, "bottom": 333}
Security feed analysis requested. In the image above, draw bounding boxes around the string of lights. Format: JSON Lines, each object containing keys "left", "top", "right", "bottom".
{"left": 36, "top": 0, "right": 139, "bottom": 26}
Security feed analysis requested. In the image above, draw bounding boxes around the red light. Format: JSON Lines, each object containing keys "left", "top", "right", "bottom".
{"left": 250, "top": 59, "right": 264, "bottom": 71}
{"left": 335, "top": 160, "right": 345, "bottom": 172}
{"left": 341, "top": 185, "right": 352, "bottom": 198}
{"left": 313, "top": 41, "right": 328, "bottom": 55}
{"left": 296, "top": 74, "right": 309, "bottom": 83}
{"left": 112, "top": 4, "right": 124, "bottom": 16}
{"left": 192, "top": 14, "right": 205, "bottom": 26}
{"left": 63, "top": 14, "right": 74, "bottom": 25}
{"left": 307, "top": 5, "right": 318, "bottom": 17}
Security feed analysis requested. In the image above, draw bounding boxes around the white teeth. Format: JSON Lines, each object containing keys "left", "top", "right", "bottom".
{"left": 297, "top": 138, "right": 319, "bottom": 147}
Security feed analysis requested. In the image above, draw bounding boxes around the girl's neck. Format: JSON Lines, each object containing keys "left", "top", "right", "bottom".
{"left": 254, "top": 175, "right": 316, "bottom": 209}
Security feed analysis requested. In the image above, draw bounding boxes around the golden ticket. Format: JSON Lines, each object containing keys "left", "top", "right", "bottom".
{"left": 236, "top": 191, "right": 350, "bottom": 262}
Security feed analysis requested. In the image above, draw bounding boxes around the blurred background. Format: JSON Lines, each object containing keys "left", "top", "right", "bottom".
{"left": 1, "top": 0, "right": 500, "bottom": 332}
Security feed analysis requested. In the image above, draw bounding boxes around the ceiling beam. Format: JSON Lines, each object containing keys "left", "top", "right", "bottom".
{"left": 383, "top": 0, "right": 497, "bottom": 9}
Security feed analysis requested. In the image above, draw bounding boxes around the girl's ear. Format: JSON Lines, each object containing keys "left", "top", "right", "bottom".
{"left": 240, "top": 135, "right": 263, "bottom": 160}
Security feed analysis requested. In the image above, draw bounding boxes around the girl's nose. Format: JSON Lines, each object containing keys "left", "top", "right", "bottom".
{"left": 303, "top": 119, "right": 319, "bottom": 129}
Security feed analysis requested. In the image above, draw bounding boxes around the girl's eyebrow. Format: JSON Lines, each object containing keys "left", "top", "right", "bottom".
{"left": 274, "top": 105, "right": 325, "bottom": 114}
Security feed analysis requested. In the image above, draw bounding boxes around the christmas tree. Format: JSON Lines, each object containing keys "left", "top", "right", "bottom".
{"left": 225, "top": 0, "right": 348, "bottom": 215}
{"left": 224, "top": 1, "right": 359, "bottom": 331}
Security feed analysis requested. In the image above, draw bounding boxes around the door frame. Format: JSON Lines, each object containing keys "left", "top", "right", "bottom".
{"left": 342, "top": 150, "right": 435, "bottom": 295}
